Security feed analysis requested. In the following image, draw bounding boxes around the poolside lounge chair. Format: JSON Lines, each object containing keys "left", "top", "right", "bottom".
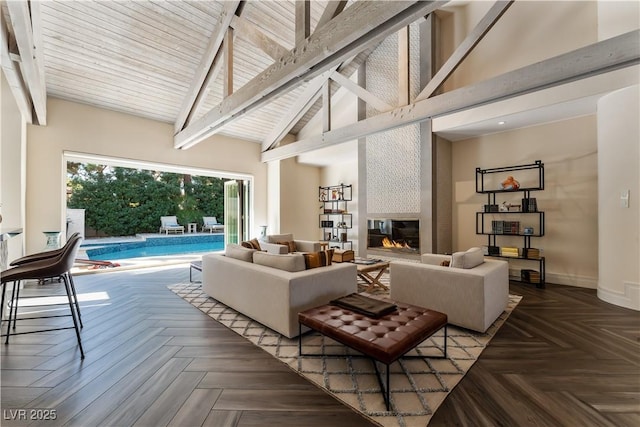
{"left": 159, "top": 216, "right": 184, "bottom": 234}
{"left": 202, "top": 217, "right": 224, "bottom": 233}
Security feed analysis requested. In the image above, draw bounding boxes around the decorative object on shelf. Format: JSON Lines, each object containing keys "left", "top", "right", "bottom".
{"left": 501, "top": 175, "right": 520, "bottom": 190}
{"left": 476, "top": 160, "right": 545, "bottom": 287}
{"left": 259, "top": 225, "right": 268, "bottom": 239}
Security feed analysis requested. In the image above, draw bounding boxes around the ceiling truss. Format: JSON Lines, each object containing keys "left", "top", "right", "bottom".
{"left": 2, "top": 0, "right": 47, "bottom": 125}
{"left": 174, "top": 0, "right": 445, "bottom": 150}
{"left": 261, "top": 29, "right": 640, "bottom": 162}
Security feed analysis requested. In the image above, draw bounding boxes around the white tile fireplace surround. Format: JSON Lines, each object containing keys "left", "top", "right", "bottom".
{"left": 367, "top": 218, "right": 420, "bottom": 259}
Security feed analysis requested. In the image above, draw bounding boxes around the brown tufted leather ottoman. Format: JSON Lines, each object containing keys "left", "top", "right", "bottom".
{"left": 298, "top": 299, "right": 447, "bottom": 410}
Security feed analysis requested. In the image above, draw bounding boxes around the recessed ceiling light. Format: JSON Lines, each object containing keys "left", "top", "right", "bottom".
{"left": 498, "top": 121, "right": 506, "bottom": 125}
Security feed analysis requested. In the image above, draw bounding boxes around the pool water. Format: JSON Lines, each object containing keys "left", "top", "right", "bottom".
{"left": 84, "top": 235, "right": 225, "bottom": 260}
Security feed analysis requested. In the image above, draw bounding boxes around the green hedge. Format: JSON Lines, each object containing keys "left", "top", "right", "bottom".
{"left": 67, "top": 164, "right": 226, "bottom": 236}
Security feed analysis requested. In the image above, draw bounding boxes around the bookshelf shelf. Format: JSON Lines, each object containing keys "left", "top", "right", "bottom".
{"left": 475, "top": 161, "right": 546, "bottom": 287}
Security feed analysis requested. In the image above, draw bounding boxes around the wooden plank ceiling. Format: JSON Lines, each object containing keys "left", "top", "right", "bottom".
{"left": 3, "top": 0, "right": 365, "bottom": 144}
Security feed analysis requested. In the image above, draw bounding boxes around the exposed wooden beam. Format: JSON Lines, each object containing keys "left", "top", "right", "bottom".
{"left": 174, "top": 0, "right": 241, "bottom": 133}
{"left": 416, "top": 0, "right": 514, "bottom": 101}
{"left": 261, "top": 69, "right": 332, "bottom": 151}
{"left": 6, "top": 0, "right": 47, "bottom": 125}
{"left": 330, "top": 71, "right": 392, "bottom": 112}
{"left": 223, "top": 27, "right": 233, "bottom": 98}
{"left": 176, "top": 1, "right": 445, "bottom": 149}
{"left": 296, "top": 0, "right": 310, "bottom": 45}
{"left": 398, "top": 26, "right": 410, "bottom": 106}
{"left": 315, "top": 1, "right": 348, "bottom": 33}
{"left": 322, "top": 80, "right": 331, "bottom": 132}
{"left": 0, "top": 13, "right": 32, "bottom": 123}
{"left": 261, "top": 30, "right": 640, "bottom": 162}
{"left": 230, "top": 15, "right": 288, "bottom": 61}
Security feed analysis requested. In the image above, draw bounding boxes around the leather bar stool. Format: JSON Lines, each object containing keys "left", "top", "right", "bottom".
{"left": 7, "top": 233, "right": 83, "bottom": 327}
{"left": 11, "top": 233, "right": 81, "bottom": 286}
{"left": 1, "top": 236, "right": 85, "bottom": 359}
{"left": 10, "top": 232, "right": 80, "bottom": 266}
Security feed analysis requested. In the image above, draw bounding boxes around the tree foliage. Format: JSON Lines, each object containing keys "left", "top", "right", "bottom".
{"left": 67, "top": 163, "right": 226, "bottom": 236}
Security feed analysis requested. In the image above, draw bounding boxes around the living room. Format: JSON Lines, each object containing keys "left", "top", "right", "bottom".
{"left": 0, "top": 1, "right": 638, "bottom": 425}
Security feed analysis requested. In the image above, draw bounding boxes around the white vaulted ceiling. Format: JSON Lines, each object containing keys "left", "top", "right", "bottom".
{"left": 4, "top": 0, "right": 360, "bottom": 143}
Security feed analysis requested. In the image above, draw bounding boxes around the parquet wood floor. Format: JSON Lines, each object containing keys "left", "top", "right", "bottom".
{"left": 1, "top": 265, "right": 638, "bottom": 426}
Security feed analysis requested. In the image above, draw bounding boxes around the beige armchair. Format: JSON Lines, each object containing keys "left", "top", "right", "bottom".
{"left": 390, "top": 248, "right": 509, "bottom": 333}
{"left": 260, "top": 233, "right": 322, "bottom": 254}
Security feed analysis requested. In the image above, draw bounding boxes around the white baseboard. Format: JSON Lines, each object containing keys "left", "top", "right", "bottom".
{"left": 545, "top": 272, "right": 598, "bottom": 289}
{"left": 508, "top": 269, "right": 597, "bottom": 289}
{"left": 597, "top": 281, "right": 640, "bottom": 311}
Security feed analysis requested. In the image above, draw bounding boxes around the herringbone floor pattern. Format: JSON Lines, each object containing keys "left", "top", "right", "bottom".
{"left": 1, "top": 264, "right": 638, "bottom": 426}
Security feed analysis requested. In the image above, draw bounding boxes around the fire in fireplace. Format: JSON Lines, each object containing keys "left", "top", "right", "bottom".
{"left": 367, "top": 219, "right": 419, "bottom": 253}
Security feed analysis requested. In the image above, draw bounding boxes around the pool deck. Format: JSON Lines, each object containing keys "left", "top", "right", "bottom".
{"left": 74, "top": 232, "right": 224, "bottom": 275}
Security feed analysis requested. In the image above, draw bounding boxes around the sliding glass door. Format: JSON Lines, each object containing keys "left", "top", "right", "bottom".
{"left": 223, "top": 180, "right": 250, "bottom": 246}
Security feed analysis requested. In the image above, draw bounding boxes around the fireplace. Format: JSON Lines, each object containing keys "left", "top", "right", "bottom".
{"left": 367, "top": 219, "right": 420, "bottom": 255}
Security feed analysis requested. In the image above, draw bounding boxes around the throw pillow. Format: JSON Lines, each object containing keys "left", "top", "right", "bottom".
{"left": 303, "top": 249, "right": 334, "bottom": 269}
{"left": 249, "top": 238, "right": 262, "bottom": 250}
{"left": 276, "top": 240, "right": 297, "bottom": 253}
{"left": 225, "top": 243, "right": 256, "bottom": 262}
{"left": 241, "top": 239, "right": 262, "bottom": 250}
{"left": 253, "top": 252, "right": 306, "bottom": 272}
{"left": 451, "top": 247, "right": 484, "bottom": 269}
{"left": 440, "top": 260, "right": 451, "bottom": 267}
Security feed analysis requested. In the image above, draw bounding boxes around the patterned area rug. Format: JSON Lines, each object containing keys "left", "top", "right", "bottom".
{"left": 168, "top": 277, "right": 521, "bottom": 427}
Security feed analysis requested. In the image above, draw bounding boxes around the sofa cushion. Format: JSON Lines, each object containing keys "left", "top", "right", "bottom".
{"left": 226, "top": 243, "right": 256, "bottom": 262}
{"left": 267, "top": 233, "right": 294, "bottom": 243}
{"left": 253, "top": 251, "right": 306, "bottom": 272}
{"left": 241, "top": 238, "right": 262, "bottom": 250}
{"left": 451, "top": 247, "right": 484, "bottom": 269}
{"left": 303, "top": 249, "right": 334, "bottom": 269}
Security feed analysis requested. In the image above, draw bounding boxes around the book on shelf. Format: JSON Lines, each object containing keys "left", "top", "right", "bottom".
{"left": 521, "top": 198, "right": 538, "bottom": 212}
{"left": 491, "top": 220, "right": 520, "bottom": 234}
{"left": 521, "top": 269, "right": 541, "bottom": 283}
{"left": 500, "top": 247, "right": 519, "bottom": 257}
{"left": 523, "top": 248, "right": 541, "bottom": 259}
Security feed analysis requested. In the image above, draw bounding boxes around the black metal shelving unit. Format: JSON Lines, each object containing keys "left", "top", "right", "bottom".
{"left": 476, "top": 160, "right": 546, "bottom": 288}
{"left": 319, "top": 184, "right": 353, "bottom": 250}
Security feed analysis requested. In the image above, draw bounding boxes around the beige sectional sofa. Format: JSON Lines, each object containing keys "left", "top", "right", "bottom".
{"left": 202, "top": 244, "right": 357, "bottom": 338}
{"left": 389, "top": 248, "right": 509, "bottom": 333}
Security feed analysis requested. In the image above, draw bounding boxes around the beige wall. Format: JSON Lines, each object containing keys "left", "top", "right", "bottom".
{"left": 598, "top": 0, "right": 640, "bottom": 40}
{"left": 277, "top": 157, "right": 320, "bottom": 241}
{"left": 1, "top": 73, "right": 26, "bottom": 262}
{"left": 452, "top": 115, "right": 599, "bottom": 288}
{"left": 443, "top": 0, "right": 598, "bottom": 92}
{"left": 26, "top": 98, "right": 267, "bottom": 253}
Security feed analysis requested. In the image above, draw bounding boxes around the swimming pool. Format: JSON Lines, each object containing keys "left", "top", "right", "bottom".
{"left": 84, "top": 235, "right": 225, "bottom": 260}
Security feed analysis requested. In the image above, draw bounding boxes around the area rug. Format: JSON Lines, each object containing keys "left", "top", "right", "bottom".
{"left": 168, "top": 277, "right": 521, "bottom": 427}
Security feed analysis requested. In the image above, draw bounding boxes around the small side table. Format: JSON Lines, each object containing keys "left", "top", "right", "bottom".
{"left": 188, "top": 223, "right": 197, "bottom": 233}
{"left": 190, "top": 261, "right": 202, "bottom": 283}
